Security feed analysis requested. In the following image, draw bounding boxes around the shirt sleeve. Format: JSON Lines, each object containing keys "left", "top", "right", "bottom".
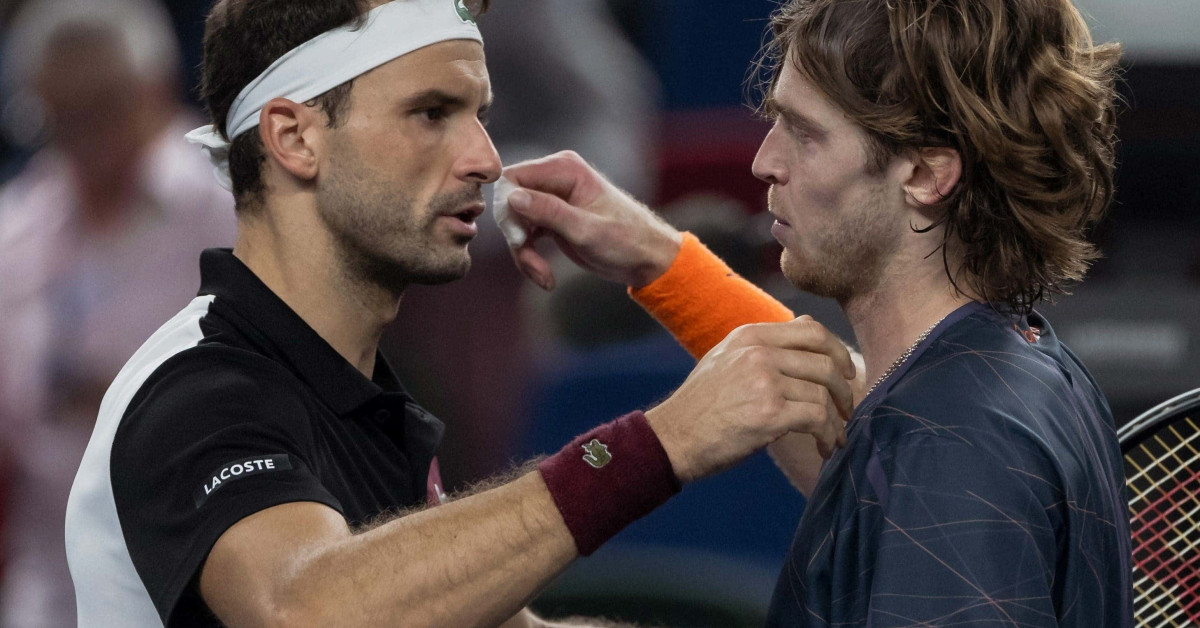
{"left": 865, "top": 433, "right": 1060, "bottom": 627}
{"left": 628, "top": 232, "right": 796, "bottom": 359}
{"left": 109, "top": 346, "right": 343, "bottom": 626}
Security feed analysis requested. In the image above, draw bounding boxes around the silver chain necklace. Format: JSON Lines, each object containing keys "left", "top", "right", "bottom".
{"left": 864, "top": 316, "right": 948, "bottom": 398}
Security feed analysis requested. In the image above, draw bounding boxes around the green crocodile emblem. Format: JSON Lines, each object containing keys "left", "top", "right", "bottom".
{"left": 454, "top": 0, "right": 475, "bottom": 24}
{"left": 581, "top": 439, "right": 612, "bottom": 469}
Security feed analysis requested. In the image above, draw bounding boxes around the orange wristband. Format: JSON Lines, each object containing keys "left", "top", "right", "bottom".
{"left": 629, "top": 232, "right": 795, "bottom": 359}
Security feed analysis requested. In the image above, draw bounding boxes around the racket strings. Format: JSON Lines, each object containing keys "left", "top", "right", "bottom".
{"left": 1128, "top": 444, "right": 1200, "bottom": 499}
{"left": 1126, "top": 416, "right": 1200, "bottom": 627}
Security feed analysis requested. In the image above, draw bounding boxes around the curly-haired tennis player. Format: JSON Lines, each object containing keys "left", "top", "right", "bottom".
{"left": 505, "top": 0, "right": 1132, "bottom": 625}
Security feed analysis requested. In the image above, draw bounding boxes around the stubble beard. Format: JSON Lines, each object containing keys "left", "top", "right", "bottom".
{"left": 776, "top": 185, "right": 900, "bottom": 305}
{"left": 316, "top": 157, "right": 479, "bottom": 297}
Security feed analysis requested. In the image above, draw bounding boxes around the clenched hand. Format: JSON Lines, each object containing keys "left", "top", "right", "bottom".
{"left": 647, "top": 317, "right": 856, "bottom": 484}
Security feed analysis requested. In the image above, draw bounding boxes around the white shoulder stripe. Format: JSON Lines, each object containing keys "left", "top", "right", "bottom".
{"left": 65, "top": 295, "right": 215, "bottom": 628}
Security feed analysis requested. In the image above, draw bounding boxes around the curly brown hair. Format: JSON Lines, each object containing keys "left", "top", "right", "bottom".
{"left": 200, "top": 0, "right": 490, "bottom": 213}
{"left": 751, "top": 0, "right": 1123, "bottom": 312}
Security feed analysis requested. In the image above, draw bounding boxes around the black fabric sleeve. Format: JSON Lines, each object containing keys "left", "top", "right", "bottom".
{"left": 110, "top": 346, "right": 343, "bottom": 626}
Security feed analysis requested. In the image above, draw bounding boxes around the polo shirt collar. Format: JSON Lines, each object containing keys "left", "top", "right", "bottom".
{"left": 197, "top": 248, "right": 400, "bottom": 415}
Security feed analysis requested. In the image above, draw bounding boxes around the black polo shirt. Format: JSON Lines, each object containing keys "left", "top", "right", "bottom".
{"left": 65, "top": 249, "right": 445, "bottom": 627}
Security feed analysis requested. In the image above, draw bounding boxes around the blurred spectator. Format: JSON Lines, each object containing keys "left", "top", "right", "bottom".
{"left": 0, "top": 1, "right": 234, "bottom": 625}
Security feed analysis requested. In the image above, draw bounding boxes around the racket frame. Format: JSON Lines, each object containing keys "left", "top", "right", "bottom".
{"left": 1118, "top": 387, "right": 1200, "bottom": 453}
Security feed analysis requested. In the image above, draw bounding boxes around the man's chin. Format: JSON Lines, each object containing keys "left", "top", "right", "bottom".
{"left": 347, "top": 245, "right": 472, "bottom": 293}
{"left": 410, "top": 250, "right": 472, "bottom": 286}
{"left": 781, "top": 252, "right": 850, "bottom": 302}
{"left": 412, "top": 264, "right": 471, "bottom": 286}
{"left": 780, "top": 250, "right": 813, "bottom": 291}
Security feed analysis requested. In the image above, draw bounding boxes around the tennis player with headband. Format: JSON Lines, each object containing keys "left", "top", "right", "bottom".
{"left": 63, "top": 1, "right": 857, "bottom": 627}
{"left": 502, "top": 0, "right": 1133, "bottom": 625}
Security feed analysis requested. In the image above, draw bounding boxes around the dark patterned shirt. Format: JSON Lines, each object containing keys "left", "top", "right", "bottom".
{"left": 766, "top": 302, "right": 1133, "bottom": 627}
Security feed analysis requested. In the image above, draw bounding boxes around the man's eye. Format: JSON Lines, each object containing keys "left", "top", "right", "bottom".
{"left": 419, "top": 107, "right": 447, "bottom": 122}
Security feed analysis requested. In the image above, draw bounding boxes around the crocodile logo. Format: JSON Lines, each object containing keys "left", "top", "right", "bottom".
{"left": 454, "top": 0, "right": 475, "bottom": 24}
{"left": 581, "top": 439, "right": 612, "bottom": 469}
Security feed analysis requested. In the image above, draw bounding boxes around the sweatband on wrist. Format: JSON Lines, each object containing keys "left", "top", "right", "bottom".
{"left": 186, "top": 0, "right": 483, "bottom": 190}
{"left": 629, "top": 232, "right": 796, "bottom": 359}
{"left": 539, "top": 411, "right": 680, "bottom": 556}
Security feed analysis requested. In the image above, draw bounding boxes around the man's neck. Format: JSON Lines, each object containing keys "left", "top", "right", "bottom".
{"left": 232, "top": 206, "right": 403, "bottom": 378}
{"left": 843, "top": 262, "right": 976, "bottom": 390}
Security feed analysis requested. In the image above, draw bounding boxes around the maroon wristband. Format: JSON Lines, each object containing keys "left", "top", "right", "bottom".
{"left": 538, "top": 411, "right": 681, "bottom": 556}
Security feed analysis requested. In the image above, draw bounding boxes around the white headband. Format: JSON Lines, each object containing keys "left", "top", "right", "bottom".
{"left": 186, "top": 0, "right": 483, "bottom": 190}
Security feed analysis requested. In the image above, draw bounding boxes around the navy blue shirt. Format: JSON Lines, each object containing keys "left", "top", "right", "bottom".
{"left": 766, "top": 302, "right": 1132, "bottom": 627}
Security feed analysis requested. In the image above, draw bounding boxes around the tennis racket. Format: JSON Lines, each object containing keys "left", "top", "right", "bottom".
{"left": 1119, "top": 387, "right": 1200, "bottom": 627}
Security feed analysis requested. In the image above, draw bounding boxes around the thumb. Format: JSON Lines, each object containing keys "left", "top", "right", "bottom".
{"left": 507, "top": 188, "right": 590, "bottom": 245}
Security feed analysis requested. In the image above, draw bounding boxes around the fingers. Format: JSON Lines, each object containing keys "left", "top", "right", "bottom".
{"left": 506, "top": 188, "right": 592, "bottom": 245}
{"left": 772, "top": 317, "right": 856, "bottom": 380}
{"left": 778, "top": 377, "right": 849, "bottom": 453}
{"left": 727, "top": 321, "right": 855, "bottom": 418}
{"left": 501, "top": 186, "right": 592, "bottom": 292}
{"left": 774, "top": 351, "right": 855, "bottom": 419}
{"left": 502, "top": 151, "right": 594, "bottom": 202}
{"left": 778, "top": 400, "right": 844, "bottom": 459}
{"left": 736, "top": 317, "right": 857, "bottom": 380}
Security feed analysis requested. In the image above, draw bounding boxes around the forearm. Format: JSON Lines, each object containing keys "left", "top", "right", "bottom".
{"left": 284, "top": 472, "right": 575, "bottom": 628}
{"left": 629, "top": 233, "right": 795, "bottom": 359}
{"left": 629, "top": 233, "right": 833, "bottom": 495}
{"left": 766, "top": 436, "right": 824, "bottom": 496}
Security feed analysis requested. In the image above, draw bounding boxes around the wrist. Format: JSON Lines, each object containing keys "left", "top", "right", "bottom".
{"left": 628, "top": 226, "right": 683, "bottom": 289}
{"left": 641, "top": 404, "right": 692, "bottom": 484}
{"left": 538, "top": 411, "right": 680, "bottom": 556}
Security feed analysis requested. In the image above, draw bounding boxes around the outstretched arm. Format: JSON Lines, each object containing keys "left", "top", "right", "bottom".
{"left": 626, "top": 232, "right": 866, "bottom": 495}
{"left": 501, "top": 151, "right": 866, "bottom": 495}
{"left": 199, "top": 313, "right": 853, "bottom": 627}
{"left": 202, "top": 474, "right": 574, "bottom": 628}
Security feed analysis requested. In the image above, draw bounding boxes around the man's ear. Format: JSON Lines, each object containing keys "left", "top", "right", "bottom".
{"left": 256, "top": 98, "right": 324, "bottom": 184}
{"left": 903, "top": 147, "right": 962, "bottom": 208}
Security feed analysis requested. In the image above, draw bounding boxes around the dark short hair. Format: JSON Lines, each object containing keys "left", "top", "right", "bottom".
{"left": 752, "top": 0, "right": 1123, "bottom": 313}
{"left": 199, "top": 0, "right": 490, "bottom": 214}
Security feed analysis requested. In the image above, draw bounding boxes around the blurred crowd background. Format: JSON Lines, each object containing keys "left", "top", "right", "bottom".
{"left": 0, "top": 0, "right": 1195, "bottom": 626}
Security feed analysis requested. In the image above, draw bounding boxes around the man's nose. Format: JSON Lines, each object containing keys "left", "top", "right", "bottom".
{"left": 457, "top": 120, "right": 502, "bottom": 185}
{"left": 751, "top": 125, "right": 788, "bottom": 186}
